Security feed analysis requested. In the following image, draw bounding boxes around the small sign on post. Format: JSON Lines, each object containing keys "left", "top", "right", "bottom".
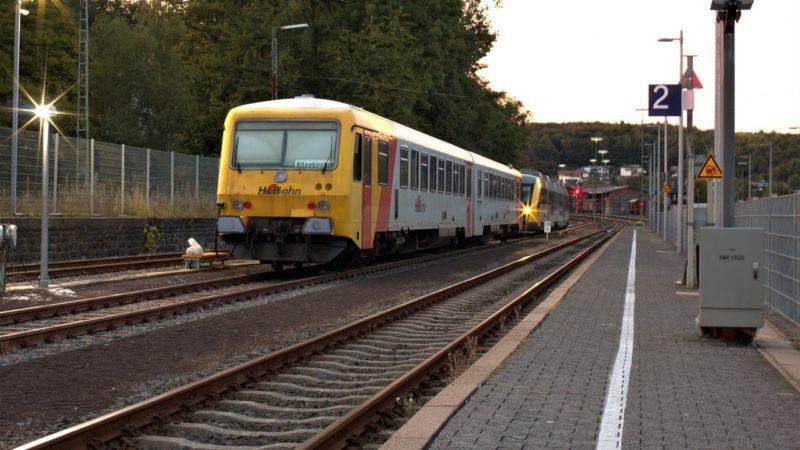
{"left": 544, "top": 221, "right": 552, "bottom": 240}
{"left": 697, "top": 154, "right": 723, "bottom": 179}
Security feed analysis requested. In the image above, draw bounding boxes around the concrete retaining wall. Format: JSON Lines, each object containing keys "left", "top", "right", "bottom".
{"left": 0, "top": 217, "right": 218, "bottom": 264}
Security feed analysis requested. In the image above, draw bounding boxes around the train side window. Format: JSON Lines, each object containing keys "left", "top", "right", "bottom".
{"left": 477, "top": 170, "right": 482, "bottom": 198}
{"left": 378, "top": 140, "right": 389, "bottom": 185}
{"left": 467, "top": 168, "right": 472, "bottom": 197}
{"left": 411, "top": 149, "right": 419, "bottom": 190}
{"left": 452, "top": 163, "right": 457, "bottom": 195}
{"left": 460, "top": 165, "right": 466, "bottom": 196}
{"left": 438, "top": 159, "right": 445, "bottom": 193}
{"left": 421, "top": 153, "right": 429, "bottom": 191}
{"left": 484, "top": 172, "right": 489, "bottom": 198}
{"left": 400, "top": 147, "right": 409, "bottom": 188}
{"left": 353, "top": 133, "right": 362, "bottom": 182}
{"left": 445, "top": 160, "right": 453, "bottom": 194}
{"left": 430, "top": 156, "right": 438, "bottom": 192}
{"left": 363, "top": 136, "right": 372, "bottom": 187}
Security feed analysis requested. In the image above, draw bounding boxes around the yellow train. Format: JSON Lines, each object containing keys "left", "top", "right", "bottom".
{"left": 215, "top": 96, "right": 567, "bottom": 269}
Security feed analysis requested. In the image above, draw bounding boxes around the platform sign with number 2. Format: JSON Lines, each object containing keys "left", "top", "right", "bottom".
{"left": 648, "top": 84, "right": 682, "bottom": 117}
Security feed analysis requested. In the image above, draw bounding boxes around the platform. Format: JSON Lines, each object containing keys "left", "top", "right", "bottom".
{"left": 384, "top": 226, "right": 800, "bottom": 449}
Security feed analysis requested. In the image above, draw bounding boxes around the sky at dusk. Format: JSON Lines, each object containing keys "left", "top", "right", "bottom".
{"left": 479, "top": 0, "right": 800, "bottom": 133}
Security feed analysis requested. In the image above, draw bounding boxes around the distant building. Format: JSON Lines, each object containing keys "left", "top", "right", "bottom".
{"left": 576, "top": 185, "right": 647, "bottom": 215}
{"left": 557, "top": 169, "right": 582, "bottom": 184}
{"left": 620, "top": 165, "right": 643, "bottom": 177}
{"left": 581, "top": 165, "right": 611, "bottom": 181}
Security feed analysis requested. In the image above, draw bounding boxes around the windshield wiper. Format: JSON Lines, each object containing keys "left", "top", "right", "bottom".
{"left": 321, "top": 139, "right": 334, "bottom": 174}
{"left": 233, "top": 136, "right": 242, "bottom": 173}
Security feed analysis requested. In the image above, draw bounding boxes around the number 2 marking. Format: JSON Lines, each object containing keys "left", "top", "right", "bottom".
{"left": 653, "top": 84, "right": 669, "bottom": 110}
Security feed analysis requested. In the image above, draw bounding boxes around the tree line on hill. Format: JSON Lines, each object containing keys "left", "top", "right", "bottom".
{"left": 1, "top": 0, "right": 797, "bottom": 194}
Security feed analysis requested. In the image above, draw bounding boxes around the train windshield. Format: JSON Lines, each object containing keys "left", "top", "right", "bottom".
{"left": 233, "top": 120, "right": 339, "bottom": 170}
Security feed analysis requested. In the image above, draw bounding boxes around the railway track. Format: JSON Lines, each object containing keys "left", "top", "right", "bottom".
{"left": 16, "top": 223, "right": 618, "bottom": 449}
{"left": 5, "top": 252, "right": 190, "bottom": 281}
{"left": 0, "top": 222, "right": 594, "bottom": 351}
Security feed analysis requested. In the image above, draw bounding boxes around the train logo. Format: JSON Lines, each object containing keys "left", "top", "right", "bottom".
{"left": 258, "top": 184, "right": 302, "bottom": 195}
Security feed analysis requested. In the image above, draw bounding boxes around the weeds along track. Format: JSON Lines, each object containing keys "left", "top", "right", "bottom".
{"left": 0, "top": 223, "right": 593, "bottom": 351}
{"left": 16, "top": 224, "right": 617, "bottom": 449}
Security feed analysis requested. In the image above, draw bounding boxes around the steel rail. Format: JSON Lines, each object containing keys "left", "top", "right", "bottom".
{"left": 0, "top": 224, "right": 592, "bottom": 350}
{"left": 15, "top": 225, "right": 606, "bottom": 450}
{"left": 301, "top": 225, "right": 619, "bottom": 449}
{"left": 6, "top": 253, "right": 190, "bottom": 280}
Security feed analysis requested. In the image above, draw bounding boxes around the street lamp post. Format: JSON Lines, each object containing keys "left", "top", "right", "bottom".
{"left": 11, "top": 2, "right": 29, "bottom": 216}
{"left": 590, "top": 137, "right": 603, "bottom": 223}
{"left": 645, "top": 142, "right": 655, "bottom": 225}
{"left": 760, "top": 142, "right": 772, "bottom": 196}
{"left": 33, "top": 103, "right": 55, "bottom": 289}
{"left": 272, "top": 23, "right": 309, "bottom": 100}
{"left": 659, "top": 30, "right": 684, "bottom": 251}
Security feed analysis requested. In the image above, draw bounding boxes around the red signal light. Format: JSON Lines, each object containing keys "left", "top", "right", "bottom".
{"left": 307, "top": 202, "right": 316, "bottom": 210}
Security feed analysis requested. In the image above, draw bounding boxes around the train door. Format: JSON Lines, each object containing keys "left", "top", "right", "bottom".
{"left": 466, "top": 163, "right": 473, "bottom": 236}
{"left": 360, "top": 132, "right": 374, "bottom": 249}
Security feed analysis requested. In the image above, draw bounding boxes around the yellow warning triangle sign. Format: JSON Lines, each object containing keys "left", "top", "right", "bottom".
{"left": 697, "top": 154, "right": 723, "bottom": 179}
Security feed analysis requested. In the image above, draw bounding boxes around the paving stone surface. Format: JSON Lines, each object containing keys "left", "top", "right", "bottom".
{"left": 429, "top": 227, "right": 800, "bottom": 449}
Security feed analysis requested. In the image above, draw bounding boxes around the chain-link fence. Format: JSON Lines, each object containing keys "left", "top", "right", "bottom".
{"left": 736, "top": 194, "right": 800, "bottom": 326}
{"left": 0, "top": 127, "right": 219, "bottom": 217}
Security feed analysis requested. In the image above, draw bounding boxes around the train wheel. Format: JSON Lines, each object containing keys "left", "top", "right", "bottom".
{"left": 271, "top": 261, "right": 284, "bottom": 272}
{"left": 293, "top": 262, "right": 304, "bottom": 269}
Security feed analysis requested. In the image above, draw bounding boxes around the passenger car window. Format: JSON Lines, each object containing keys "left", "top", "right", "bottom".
{"left": 363, "top": 136, "right": 372, "bottom": 187}
{"left": 445, "top": 160, "right": 453, "bottom": 194}
{"left": 378, "top": 140, "right": 389, "bottom": 185}
{"left": 400, "top": 147, "right": 409, "bottom": 188}
{"left": 411, "top": 150, "right": 419, "bottom": 190}
{"left": 430, "top": 156, "right": 438, "bottom": 192}
{"left": 353, "top": 133, "right": 362, "bottom": 182}
{"left": 421, "top": 154, "right": 429, "bottom": 191}
{"left": 438, "top": 159, "right": 445, "bottom": 193}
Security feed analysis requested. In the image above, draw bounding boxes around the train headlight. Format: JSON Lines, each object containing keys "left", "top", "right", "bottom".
{"left": 232, "top": 199, "right": 244, "bottom": 210}
{"left": 317, "top": 199, "right": 330, "bottom": 212}
{"left": 522, "top": 205, "right": 533, "bottom": 216}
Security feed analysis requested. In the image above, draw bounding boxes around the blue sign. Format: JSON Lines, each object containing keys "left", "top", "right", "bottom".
{"left": 648, "top": 84, "right": 682, "bottom": 117}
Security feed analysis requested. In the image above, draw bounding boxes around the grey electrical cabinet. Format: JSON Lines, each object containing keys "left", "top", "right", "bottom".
{"left": 698, "top": 227, "right": 764, "bottom": 328}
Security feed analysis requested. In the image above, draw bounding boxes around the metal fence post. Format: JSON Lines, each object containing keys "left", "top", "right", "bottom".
{"left": 120, "top": 144, "right": 126, "bottom": 216}
{"left": 53, "top": 134, "right": 59, "bottom": 214}
{"left": 795, "top": 194, "right": 798, "bottom": 324}
{"left": 170, "top": 151, "right": 175, "bottom": 208}
{"left": 195, "top": 154, "right": 200, "bottom": 206}
{"left": 90, "top": 138, "right": 96, "bottom": 216}
{"left": 145, "top": 148, "right": 150, "bottom": 211}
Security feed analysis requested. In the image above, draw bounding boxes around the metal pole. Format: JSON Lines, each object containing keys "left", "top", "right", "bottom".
{"left": 747, "top": 154, "right": 751, "bottom": 200}
{"left": 640, "top": 116, "right": 645, "bottom": 220}
{"left": 120, "top": 144, "right": 125, "bottom": 216}
{"left": 146, "top": 148, "right": 150, "bottom": 211}
{"left": 686, "top": 55, "right": 697, "bottom": 286}
{"left": 89, "top": 138, "right": 96, "bottom": 216}
{"left": 720, "top": 7, "right": 736, "bottom": 227}
{"left": 271, "top": 27, "right": 278, "bottom": 100}
{"left": 769, "top": 141, "right": 773, "bottom": 196}
{"left": 53, "top": 134, "right": 59, "bottom": 214}
{"left": 11, "top": 0, "right": 21, "bottom": 215}
{"left": 656, "top": 126, "right": 661, "bottom": 233}
{"left": 195, "top": 154, "right": 200, "bottom": 206}
{"left": 40, "top": 120, "right": 50, "bottom": 289}
{"left": 677, "top": 30, "right": 685, "bottom": 252}
{"left": 170, "top": 151, "right": 175, "bottom": 208}
{"left": 663, "top": 117, "right": 668, "bottom": 240}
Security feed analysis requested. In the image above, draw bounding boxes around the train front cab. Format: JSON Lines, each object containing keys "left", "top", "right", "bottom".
{"left": 216, "top": 100, "right": 371, "bottom": 268}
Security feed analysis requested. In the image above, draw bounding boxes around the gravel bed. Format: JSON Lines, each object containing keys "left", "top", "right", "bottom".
{"left": 0, "top": 230, "right": 590, "bottom": 448}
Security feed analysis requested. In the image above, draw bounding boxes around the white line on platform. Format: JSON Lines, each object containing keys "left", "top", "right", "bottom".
{"left": 597, "top": 229, "right": 637, "bottom": 450}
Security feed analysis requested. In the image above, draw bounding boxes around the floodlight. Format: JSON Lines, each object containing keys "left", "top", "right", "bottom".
{"left": 710, "top": 0, "right": 753, "bottom": 10}
{"left": 20, "top": 8, "right": 29, "bottom": 15}
{"left": 281, "top": 23, "right": 309, "bottom": 30}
